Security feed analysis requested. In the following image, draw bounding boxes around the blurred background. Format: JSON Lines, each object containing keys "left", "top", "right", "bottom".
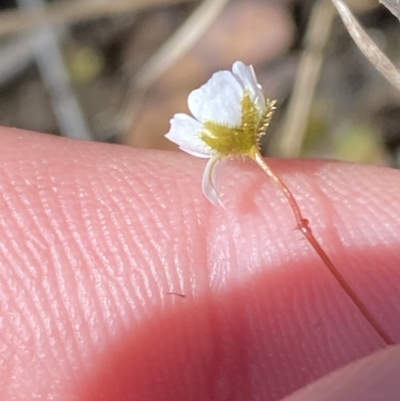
{"left": 0, "top": 0, "right": 399, "bottom": 166}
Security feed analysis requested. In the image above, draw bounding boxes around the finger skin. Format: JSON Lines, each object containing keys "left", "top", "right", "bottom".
{"left": 281, "top": 345, "right": 400, "bottom": 401}
{"left": 0, "top": 128, "right": 399, "bottom": 401}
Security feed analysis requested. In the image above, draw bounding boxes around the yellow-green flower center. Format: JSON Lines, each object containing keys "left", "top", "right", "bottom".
{"left": 200, "top": 92, "right": 276, "bottom": 156}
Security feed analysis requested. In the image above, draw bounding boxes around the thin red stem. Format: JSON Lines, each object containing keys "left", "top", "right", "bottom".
{"left": 252, "top": 150, "right": 393, "bottom": 346}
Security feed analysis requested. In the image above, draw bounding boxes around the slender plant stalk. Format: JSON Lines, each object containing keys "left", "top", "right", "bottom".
{"left": 251, "top": 150, "right": 394, "bottom": 346}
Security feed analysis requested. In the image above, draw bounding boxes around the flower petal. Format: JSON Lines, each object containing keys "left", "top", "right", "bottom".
{"left": 232, "top": 61, "right": 265, "bottom": 115}
{"left": 188, "top": 70, "right": 243, "bottom": 127}
{"left": 202, "top": 155, "right": 226, "bottom": 206}
{"left": 166, "top": 113, "right": 213, "bottom": 158}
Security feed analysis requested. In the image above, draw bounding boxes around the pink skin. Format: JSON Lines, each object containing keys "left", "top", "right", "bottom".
{"left": 0, "top": 127, "right": 399, "bottom": 401}
{"left": 281, "top": 345, "right": 400, "bottom": 401}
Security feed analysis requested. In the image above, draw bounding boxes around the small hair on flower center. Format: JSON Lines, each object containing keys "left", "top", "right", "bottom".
{"left": 201, "top": 93, "right": 276, "bottom": 156}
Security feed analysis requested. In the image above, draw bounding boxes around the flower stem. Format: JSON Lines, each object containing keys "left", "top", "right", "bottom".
{"left": 251, "top": 149, "right": 394, "bottom": 346}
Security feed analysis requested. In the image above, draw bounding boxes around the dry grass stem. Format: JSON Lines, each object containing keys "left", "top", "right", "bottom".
{"left": 332, "top": 0, "right": 400, "bottom": 92}
{"left": 380, "top": 0, "right": 400, "bottom": 21}
{"left": 16, "top": 0, "right": 92, "bottom": 140}
{"left": 277, "top": 0, "right": 335, "bottom": 158}
{"left": 0, "top": 0, "right": 192, "bottom": 37}
{"left": 119, "top": 0, "right": 230, "bottom": 137}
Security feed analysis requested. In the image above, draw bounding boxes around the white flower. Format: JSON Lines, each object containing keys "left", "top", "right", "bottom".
{"left": 165, "top": 61, "right": 276, "bottom": 205}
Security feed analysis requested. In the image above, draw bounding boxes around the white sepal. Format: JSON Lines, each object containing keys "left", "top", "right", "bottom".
{"left": 202, "top": 155, "right": 226, "bottom": 206}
